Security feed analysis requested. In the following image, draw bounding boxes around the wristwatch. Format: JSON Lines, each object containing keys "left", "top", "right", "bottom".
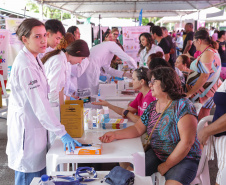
{"left": 123, "top": 110, "right": 129, "bottom": 117}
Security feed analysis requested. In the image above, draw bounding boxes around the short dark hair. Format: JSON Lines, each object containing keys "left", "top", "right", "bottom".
{"left": 218, "top": 30, "right": 226, "bottom": 39}
{"left": 186, "top": 23, "right": 193, "bottom": 29}
{"left": 161, "top": 27, "right": 168, "bottom": 32}
{"left": 178, "top": 54, "right": 191, "bottom": 68}
{"left": 149, "top": 67, "right": 185, "bottom": 100}
{"left": 146, "top": 22, "right": 155, "bottom": 32}
{"left": 102, "top": 29, "right": 111, "bottom": 41}
{"left": 151, "top": 26, "right": 163, "bottom": 37}
{"left": 16, "top": 18, "right": 44, "bottom": 42}
{"left": 45, "top": 19, "right": 65, "bottom": 36}
{"left": 148, "top": 58, "right": 171, "bottom": 70}
{"left": 134, "top": 67, "right": 149, "bottom": 86}
{"left": 67, "top": 26, "right": 79, "bottom": 35}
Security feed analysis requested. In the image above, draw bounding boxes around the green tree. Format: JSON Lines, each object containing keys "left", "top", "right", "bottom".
{"left": 26, "top": 0, "right": 71, "bottom": 20}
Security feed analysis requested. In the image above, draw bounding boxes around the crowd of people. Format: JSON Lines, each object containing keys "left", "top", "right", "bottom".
{"left": 5, "top": 17, "right": 226, "bottom": 185}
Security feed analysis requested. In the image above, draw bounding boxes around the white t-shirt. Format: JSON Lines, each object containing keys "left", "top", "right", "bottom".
{"left": 139, "top": 45, "right": 164, "bottom": 68}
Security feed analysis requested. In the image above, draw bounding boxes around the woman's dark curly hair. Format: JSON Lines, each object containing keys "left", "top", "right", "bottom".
{"left": 138, "top": 32, "right": 154, "bottom": 55}
{"left": 149, "top": 67, "right": 186, "bottom": 100}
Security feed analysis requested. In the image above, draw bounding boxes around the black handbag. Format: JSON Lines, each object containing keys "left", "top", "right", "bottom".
{"left": 104, "top": 166, "right": 135, "bottom": 185}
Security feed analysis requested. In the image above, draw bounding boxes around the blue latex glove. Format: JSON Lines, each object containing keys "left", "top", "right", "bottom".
{"left": 61, "top": 133, "right": 82, "bottom": 152}
{"left": 99, "top": 75, "right": 107, "bottom": 82}
{"left": 70, "top": 96, "right": 76, "bottom": 100}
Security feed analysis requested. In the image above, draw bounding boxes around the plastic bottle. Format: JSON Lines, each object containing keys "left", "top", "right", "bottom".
{"left": 40, "top": 175, "right": 54, "bottom": 185}
{"left": 110, "top": 78, "right": 114, "bottom": 84}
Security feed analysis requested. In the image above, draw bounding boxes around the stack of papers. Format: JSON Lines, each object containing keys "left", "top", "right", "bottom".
{"left": 101, "top": 118, "right": 128, "bottom": 129}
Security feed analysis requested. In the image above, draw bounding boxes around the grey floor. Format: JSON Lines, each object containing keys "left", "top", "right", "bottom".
{"left": 0, "top": 116, "right": 218, "bottom": 185}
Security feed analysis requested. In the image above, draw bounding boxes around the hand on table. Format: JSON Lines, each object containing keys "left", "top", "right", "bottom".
{"left": 61, "top": 133, "right": 82, "bottom": 152}
{"left": 99, "top": 132, "right": 116, "bottom": 143}
{"left": 92, "top": 99, "right": 109, "bottom": 106}
{"left": 158, "top": 162, "right": 170, "bottom": 176}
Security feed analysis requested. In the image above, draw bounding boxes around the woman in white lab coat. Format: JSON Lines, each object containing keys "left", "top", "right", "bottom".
{"left": 6, "top": 18, "right": 81, "bottom": 185}
{"left": 77, "top": 41, "right": 137, "bottom": 95}
{"left": 138, "top": 32, "right": 163, "bottom": 68}
{"left": 42, "top": 33, "right": 89, "bottom": 106}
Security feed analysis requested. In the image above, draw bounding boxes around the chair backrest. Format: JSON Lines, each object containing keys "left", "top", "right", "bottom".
{"left": 194, "top": 102, "right": 202, "bottom": 115}
{"left": 195, "top": 115, "right": 213, "bottom": 177}
{"left": 220, "top": 166, "right": 226, "bottom": 185}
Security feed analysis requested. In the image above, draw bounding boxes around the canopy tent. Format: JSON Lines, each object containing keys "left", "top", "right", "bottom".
{"left": 155, "top": 7, "right": 225, "bottom": 24}
{"left": 33, "top": 0, "right": 226, "bottom": 18}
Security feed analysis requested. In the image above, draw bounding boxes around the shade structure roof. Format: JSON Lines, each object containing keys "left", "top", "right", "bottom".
{"left": 33, "top": 0, "right": 226, "bottom": 18}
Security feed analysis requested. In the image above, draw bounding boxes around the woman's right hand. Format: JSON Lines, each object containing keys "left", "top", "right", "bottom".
{"left": 92, "top": 99, "right": 109, "bottom": 106}
{"left": 99, "top": 132, "right": 116, "bottom": 143}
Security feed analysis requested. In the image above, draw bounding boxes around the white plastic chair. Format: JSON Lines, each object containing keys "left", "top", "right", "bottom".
{"left": 220, "top": 166, "right": 226, "bottom": 185}
{"left": 152, "top": 115, "right": 213, "bottom": 185}
{"left": 194, "top": 102, "right": 202, "bottom": 115}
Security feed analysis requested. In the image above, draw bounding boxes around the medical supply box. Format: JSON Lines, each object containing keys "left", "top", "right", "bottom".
{"left": 60, "top": 99, "right": 84, "bottom": 138}
{"left": 66, "top": 144, "right": 102, "bottom": 155}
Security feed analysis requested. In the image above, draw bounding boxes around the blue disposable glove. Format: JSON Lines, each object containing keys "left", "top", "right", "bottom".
{"left": 70, "top": 96, "right": 77, "bottom": 100}
{"left": 61, "top": 133, "right": 82, "bottom": 152}
{"left": 99, "top": 75, "right": 107, "bottom": 82}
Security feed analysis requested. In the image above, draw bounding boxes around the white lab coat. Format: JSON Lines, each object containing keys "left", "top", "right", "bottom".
{"left": 70, "top": 58, "right": 89, "bottom": 91}
{"left": 6, "top": 47, "right": 67, "bottom": 172}
{"left": 44, "top": 51, "right": 76, "bottom": 105}
{"left": 139, "top": 45, "right": 163, "bottom": 68}
{"left": 77, "top": 41, "right": 137, "bottom": 95}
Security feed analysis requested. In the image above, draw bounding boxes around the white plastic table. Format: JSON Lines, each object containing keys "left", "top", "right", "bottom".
{"left": 46, "top": 128, "right": 145, "bottom": 177}
{"left": 104, "top": 93, "right": 137, "bottom": 101}
{"left": 30, "top": 171, "right": 153, "bottom": 185}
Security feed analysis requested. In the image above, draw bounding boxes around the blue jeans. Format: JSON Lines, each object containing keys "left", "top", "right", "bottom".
{"left": 15, "top": 167, "right": 46, "bottom": 185}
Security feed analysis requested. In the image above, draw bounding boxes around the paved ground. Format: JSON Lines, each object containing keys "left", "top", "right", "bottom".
{"left": 0, "top": 117, "right": 218, "bottom": 185}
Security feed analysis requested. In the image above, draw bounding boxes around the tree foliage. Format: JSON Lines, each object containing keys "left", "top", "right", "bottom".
{"left": 26, "top": 0, "right": 71, "bottom": 20}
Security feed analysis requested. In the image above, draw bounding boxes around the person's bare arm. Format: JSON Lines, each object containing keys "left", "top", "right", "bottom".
{"left": 183, "top": 40, "right": 193, "bottom": 54}
{"left": 186, "top": 50, "right": 214, "bottom": 98}
{"left": 99, "top": 118, "right": 146, "bottom": 143}
{"left": 164, "top": 53, "right": 170, "bottom": 62}
{"left": 198, "top": 114, "right": 226, "bottom": 145}
{"left": 158, "top": 114, "right": 197, "bottom": 175}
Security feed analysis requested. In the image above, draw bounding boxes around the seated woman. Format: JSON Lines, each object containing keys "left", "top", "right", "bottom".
{"left": 198, "top": 79, "right": 226, "bottom": 185}
{"left": 186, "top": 29, "right": 221, "bottom": 121}
{"left": 99, "top": 67, "right": 201, "bottom": 185}
{"left": 149, "top": 57, "right": 185, "bottom": 90}
{"left": 92, "top": 67, "right": 155, "bottom": 123}
{"left": 175, "top": 54, "right": 193, "bottom": 82}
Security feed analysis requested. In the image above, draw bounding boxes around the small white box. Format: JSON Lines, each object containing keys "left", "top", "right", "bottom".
{"left": 99, "top": 84, "right": 117, "bottom": 97}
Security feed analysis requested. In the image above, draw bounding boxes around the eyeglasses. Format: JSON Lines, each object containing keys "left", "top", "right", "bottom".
{"left": 113, "top": 33, "right": 119, "bottom": 36}
{"left": 148, "top": 79, "right": 157, "bottom": 85}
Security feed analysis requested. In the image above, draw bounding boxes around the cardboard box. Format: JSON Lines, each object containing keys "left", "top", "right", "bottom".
{"left": 59, "top": 88, "right": 84, "bottom": 137}
{"left": 66, "top": 144, "right": 102, "bottom": 155}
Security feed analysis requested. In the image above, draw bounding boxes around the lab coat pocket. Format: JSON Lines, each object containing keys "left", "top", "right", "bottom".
{"left": 6, "top": 105, "right": 25, "bottom": 156}
{"left": 34, "top": 127, "right": 47, "bottom": 153}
